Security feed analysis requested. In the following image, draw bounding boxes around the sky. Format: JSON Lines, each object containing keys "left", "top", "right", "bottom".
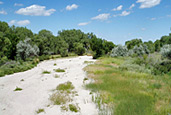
{"left": 0, "top": 0, "right": 171, "bottom": 44}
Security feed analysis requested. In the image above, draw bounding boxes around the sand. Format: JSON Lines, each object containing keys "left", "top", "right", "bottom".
{"left": 0, "top": 56, "right": 98, "bottom": 115}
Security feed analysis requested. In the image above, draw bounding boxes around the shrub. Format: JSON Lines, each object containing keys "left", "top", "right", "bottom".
{"left": 132, "top": 44, "right": 150, "bottom": 56}
{"left": 110, "top": 45, "right": 128, "bottom": 57}
{"left": 73, "top": 43, "right": 86, "bottom": 55}
{"left": 14, "top": 87, "right": 23, "bottom": 91}
{"left": 56, "top": 81, "right": 74, "bottom": 91}
{"left": 69, "top": 104, "right": 79, "bottom": 112}
{"left": 16, "top": 38, "right": 39, "bottom": 60}
{"left": 36, "top": 109, "right": 45, "bottom": 114}
{"left": 160, "top": 44, "right": 171, "bottom": 59}
{"left": 153, "top": 60, "right": 171, "bottom": 75}
{"left": 42, "top": 71, "right": 51, "bottom": 74}
{"left": 54, "top": 68, "right": 65, "bottom": 72}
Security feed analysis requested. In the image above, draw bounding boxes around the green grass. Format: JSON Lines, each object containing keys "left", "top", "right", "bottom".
{"left": 69, "top": 104, "right": 79, "bottom": 112}
{"left": 42, "top": 70, "right": 51, "bottom": 74}
{"left": 56, "top": 81, "right": 74, "bottom": 91}
{"left": 54, "top": 74, "right": 60, "bottom": 78}
{"left": 36, "top": 108, "right": 45, "bottom": 114}
{"left": 85, "top": 57, "right": 171, "bottom": 115}
{"left": 54, "top": 68, "right": 65, "bottom": 72}
{"left": 14, "top": 87, "right": 23, "bottom": 91}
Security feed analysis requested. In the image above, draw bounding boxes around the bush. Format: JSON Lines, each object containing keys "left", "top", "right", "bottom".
{"left": 59, "top": 48, "right": 68, "bottom": 57}
{"left": 110, "top": 45, "right": 128, "bottom": 57}
{"left": 73, "top": 43, "right": 85, "bottom": 55}
{"left": 16, "top": 38, "right": 39, "bottom": 60}
{"left": 153, "top": 60, "right": 171, "bottom": 75}
{"left": 132, "top": 44, "right": 150, "bottom": 56}
{"left": 160, "top": 44, "right": 171, "bottom": 59}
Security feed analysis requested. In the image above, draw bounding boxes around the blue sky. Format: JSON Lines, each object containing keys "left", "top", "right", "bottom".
{"left": 0, "top": 0, "right": 171, "bottom": 44}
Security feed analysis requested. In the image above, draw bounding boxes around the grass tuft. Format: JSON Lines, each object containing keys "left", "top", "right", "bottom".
{"left": 36, "top": 108, "right": 45, "bottom": 114}
{"left": 14, "top": 87, "right": 22, "bottom": 91}
{"left": 54, "top": 68, "right": 65, "bottom": 72}
{"left": 42, "top": 70, "right": 51, "bottom": 74}
{"left": 69, "top": 104, "right": 79, "bottom": 112}
{"left": 56, "top": 81, "right": 74, "bottom": 91}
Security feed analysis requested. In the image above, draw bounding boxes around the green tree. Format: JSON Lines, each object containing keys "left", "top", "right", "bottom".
{"left": 125, "top": 39, "right": 143, "bottom": 50}
{"left": 73, "top": 43, "right": 85, "bottom": 55}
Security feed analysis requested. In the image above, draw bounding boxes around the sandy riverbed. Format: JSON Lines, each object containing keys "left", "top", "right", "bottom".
{"left": 0, "top": 56, "right": 98, "bottom": 115}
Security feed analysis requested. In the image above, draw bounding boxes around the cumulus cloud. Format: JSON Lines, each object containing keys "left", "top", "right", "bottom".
{"left": 0, "top": 10, "right": 7, "bottom": 15}
{"left": 66, "top": 4, "right": 78, "bottom": 11}
{"left": 112, "top": 5, "right": 123, "bottom": 11}
{"left": 120, "top": 11, "right": 131, "bottom": 16}
{"left": 136, "top": 0, "right": 161, "bottom": 9}
{"left": 15, "top": 5, "right": 56, "bottom": 16}
{"left": 14, "top": 3, "right": 23, "bottom": 7}
{"left": 92, "top": 13, "right": 110, "bottom": 21}
{"left": 9, "top": 20, "right": 30, "bottom": 26}
{"left": 129, "top": 4, "right": 135, "bottom": 9}
{"left": 0, "top": 1, "right": 3, "bottom": 4}
{"left": 78, "top": 22, "right": 90, "bottom": 26}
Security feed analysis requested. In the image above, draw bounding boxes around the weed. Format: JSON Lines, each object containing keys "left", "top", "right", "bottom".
{"left": 56, "top": 81, "right": 74, "bottom": 91}
{"left": 54, "top": 74, "right": 60, "bottom": 78}
{"left": 83, "top": 78, "right": 88, "bottom": 81}
{"left": 69, "top": 104, "right": 79, "bottom": 112}
{"left": 14, "top": 87, "right": 22, "bottom": 91}
{"left": 36, "top": 108, "right": 45, "bottom": 114}
{"left": 54, "top": 68, "right": 65, "bottom": 72}
{"left": 20, "top": 79, "right": 24, "bottom": 81}
{"left": 50, "top": 92, "right": 71, "bottom": 105}
{"left": 54, "top": 63, "right": 57, "bottom": 66}
{"left": 61, "top": 105, "right": 68, "bottom": 111}
{"left": 42, "top": 71, "right": 51, "bottom": 74}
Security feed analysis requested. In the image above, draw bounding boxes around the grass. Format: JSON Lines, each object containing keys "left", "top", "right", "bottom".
{"left": 50, "top": 92, "right": 72, "bottom": 105}
{"left": 54, "top": 68, "right": 65, "bottom": 72}
{"left": 42, "top": 70, "right": 51, "bottom": 74}
{"left": 54, "top": 74, "right": 60, "bottom": 78}
{"left": 36, "top": 108, "right": 45, "bottom": 114}
{"left": 61, "top": 105, "right": 68, "bottom": 111}
{"left": 54, "top": 63, "right": 57, "bottom": 66}
{"left": 69, "top": 104, "right": 79, "bottom": 112}
{"left": 85, "top": 57, "right": 171, "bottom": 115}
{"left": 14, "top": 87, "right": 23, "bottom": 91}
{"left": 56, "top": 81, "right": 74, "bottom": 91}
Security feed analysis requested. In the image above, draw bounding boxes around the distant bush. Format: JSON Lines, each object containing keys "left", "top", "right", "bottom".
{"left": 153, "top": 60, "right": 171, "bottom": 75}
{"left": 132, "top": 44, "right": 150, "bottom": 56}
{"left": 110, "top": 45, "right": 128, "bottom": 57}
{"left": 73, "top": 43, "right": 85, "bottom": 55}
{"left": 160, "top": 44, "right": 171, "bottom": 59}
{"left": 16, "top": 38, "right": 39, "bottom": 60}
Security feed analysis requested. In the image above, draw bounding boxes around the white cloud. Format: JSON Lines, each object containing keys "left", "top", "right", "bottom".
{"left": 78, "top": 22, "right": 90, "bottom": 26}
{"left": 98, "top": 9, "right": 101, "bottom": 12}
{"left": 112, "top": 5, "right": 123, "bottom": 11}
{"left": 16, "top": 5, "right": 56, "bottom": 16}
{"left": 0, "top": 1, "right": 3, "bottom": 4}
{"left": 167, "top": 15, "right": 171, "bottom": 17}
{"left": 92, "top": 13, "right": 110, "bottom": 21}
{"left": 141, "top": 28, "right": 146, "bottom": 31}
{"left": 136, "top": 0, "right": 161, "bottom": 9}
{"left": 9, "top": 20, "right": 30, "bottom": 26}
{"left": 66, "top": 4, "right": 78, "bottom": 11}
{"left": 120, "top": 11, "right": 131, "bottom": 16}
{"left": 0, "top": 10, "right": 7, "bottom": 15}
{"left": 129, "top": 4, "right": 135, "bottom": 9}
{"left": 151, "top": 17, "right": 156, "bottom": 20}
{"left": 14, "top": 3, "right": 23, "bottom": 7}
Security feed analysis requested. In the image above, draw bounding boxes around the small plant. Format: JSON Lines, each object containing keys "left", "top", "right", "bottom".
{"left": 54, "top": 63, "right": 57, "bottom": 66}
{"left": 83, "top": 78, "right": 88, "bottom": 81}
{"left": 50, "top": 92, "right": 71, "bottom": 105}
{"left": 42, "top": 70, "right": 51, "bottom": 74}
{"left": 69, "top": 104, "right": 79, "bottom": 112}
{"left": 56, "top": 81, "right": 74, "bottom": 91}
{"left": 61, "top": 105, "right": 68, "bottom": 111}
{"left": 36, "top": 108, "right": 45, "bottom": 114}
{"left": 20, "top": 79, "right": 24, "bottom": 81}
{"left": 14, "top": 87, "right": 23, "bottom": 91}
{"left": 54, "top": 68, "right": 65, "bottom": 72}
{"left": 54, "top": 74, "right": 60, "bottom": 78}
{"left": 152, "top": 83, "right": 162, "bottom": 89}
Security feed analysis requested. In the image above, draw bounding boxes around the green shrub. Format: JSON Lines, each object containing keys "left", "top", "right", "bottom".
{"left": 153, "top": 60, "right": 171, "bottom": 75}
{"left": 36, "top": 109, "right": 45, "bottom": 114}
{"left": 160, "top": 44, "right": 171, "bottom": 59}
{"left": 69, "top": 104, "right": 79, "bottom": 112}
{"left": 56, "top": 81, "right": 74, "bottom": 91}
{"left": 42, "top": 71, "right": 51, "bottom": 74}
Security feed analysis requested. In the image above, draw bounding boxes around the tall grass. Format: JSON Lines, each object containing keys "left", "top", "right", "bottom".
{"left": 85, "top": 57, "right": 171, "bottom": 115}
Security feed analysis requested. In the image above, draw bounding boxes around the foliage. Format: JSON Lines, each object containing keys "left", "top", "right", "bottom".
{"left": 69, "top": 104, "right": 79, "bottom": 112}
{"left": 125, "top": 39, "right": 142, "bottom": 50}
{"left": 110, "top": 45, "right": 128, "bottom": 57}
{"left": 54, "top": 68, "right": 65, "bottom": 72}
{"left": 56, "top": 81, "right": 74, "bottom": 91}
{"left": 14, "top": 87, "right": 23, "bottom": 91}
{"left": 160, "top": 44, "right": 171, "bottom": 59}
{"left": 132, "top": 44, "right": 150, "bottom": 56}
{"left": 16, "top": 38, "right": 39, "bottom": 60}
{"left": 36, "top": 109, "right": 45, "bottom": 114}
{"left": 73, "top": 43, "right": 85, "bottom": 55}
{"left": 42, "top": 70, "right": 51, "bottom": 74}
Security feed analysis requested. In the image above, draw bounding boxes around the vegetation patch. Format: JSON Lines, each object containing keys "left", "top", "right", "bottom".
{"left": 54, "top": 74, "right": 60, "bottom": 78}
{"left": 56, "top": 81, "right": 74, "bottom": 91}
{"left": 14, "top": 87, "right": 23, "bottom": 91}
{"left": 36, "top": 108, "right": 45, "bottom": 114}
{"left": 42, "top": 70, "right": 51, "bottom": 74}
{"left": 61, "top": 105, "right": 68, "bottom": 111}
{"left": 85, "top": 57, "right": 171, "bottom": 115}
{"left": 54, "top": 68, "right": 65, "bottom": 72}
{"left": 69, "top": 104, "right": 80, "bottom": 112}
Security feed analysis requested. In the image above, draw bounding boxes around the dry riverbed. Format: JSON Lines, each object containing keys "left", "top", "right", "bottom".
{"left": 0, "top": 56, "right": 98, "bottom": 115}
